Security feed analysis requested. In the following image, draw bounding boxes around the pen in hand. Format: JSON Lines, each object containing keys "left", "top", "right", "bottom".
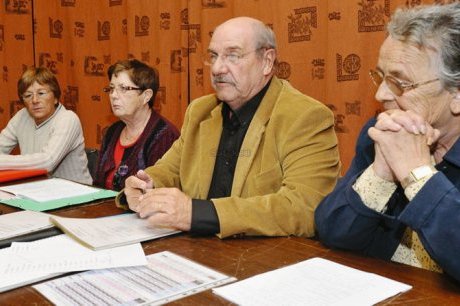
{"left": 135, "top": 170, "right": 152, "bottom": 196}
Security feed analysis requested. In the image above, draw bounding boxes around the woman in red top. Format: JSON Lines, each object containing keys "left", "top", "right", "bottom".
{"left": 94, "top": 59, "right": 179, "bottom": 190}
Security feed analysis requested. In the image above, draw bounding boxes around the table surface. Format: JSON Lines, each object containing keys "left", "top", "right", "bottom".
{"left": 0, "top": 199, "right": 459, "bottom": 305}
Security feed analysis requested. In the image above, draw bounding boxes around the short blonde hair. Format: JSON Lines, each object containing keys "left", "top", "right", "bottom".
{"left": 17, "top": 67, "right": 61, "bottom": 102}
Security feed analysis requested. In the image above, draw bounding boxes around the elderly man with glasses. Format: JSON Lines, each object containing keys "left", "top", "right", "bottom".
{"left": 315, "top": 3, "right": 460, "bottom": 282}
{"left": 118, "top": 16, "right": 340, "bottom": 238}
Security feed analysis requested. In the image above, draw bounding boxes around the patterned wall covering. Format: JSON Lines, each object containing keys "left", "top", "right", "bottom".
{"left": 0, "top": 0, "right": 454, "bottom": 172}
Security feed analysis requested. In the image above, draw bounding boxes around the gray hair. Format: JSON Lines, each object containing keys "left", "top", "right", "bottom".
{"left": 250, "top": 20, "right": 277, "bottom": 70}
{"left": 253, "top": 22, "right": 277, "bottom": 50}
{"left": 387, "top": 3, "right": 460, "bottom": 90}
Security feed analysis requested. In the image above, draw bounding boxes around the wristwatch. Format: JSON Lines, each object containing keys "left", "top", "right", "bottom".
{"left": 400, "top": 165, "right": 437, "bottom": 189}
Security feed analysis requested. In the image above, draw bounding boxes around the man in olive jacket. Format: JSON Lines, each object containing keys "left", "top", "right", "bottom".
{"left": 119, "top": 16, "right": 340, "bottom": 238}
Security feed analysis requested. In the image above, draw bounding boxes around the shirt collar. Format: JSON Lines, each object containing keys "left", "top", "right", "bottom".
{"left": 221, "top": 78, "right": 272, "bottom": 128}
{"left": 35, "top": 103, "right": 62, "bottom": 129}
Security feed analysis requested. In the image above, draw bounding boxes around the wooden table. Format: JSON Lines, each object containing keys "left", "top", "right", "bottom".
{"left": 1, "top": 200, "right": 459, "bottom": 305}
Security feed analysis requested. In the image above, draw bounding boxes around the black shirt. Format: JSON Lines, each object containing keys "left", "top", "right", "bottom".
{"left": 190, "top": 80, "right": 271, "bottom": 235}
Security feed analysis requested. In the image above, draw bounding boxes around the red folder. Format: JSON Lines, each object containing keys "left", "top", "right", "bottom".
{"left": 0, "top": 169, "right": 48, "bottom": 183}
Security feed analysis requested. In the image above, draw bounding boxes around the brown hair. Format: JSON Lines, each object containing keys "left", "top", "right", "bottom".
{"left": 107, "top": 59, "right": 159, "bottom": 108}
{"left": 17, "top": 66, "right": 61, "bottom": 102}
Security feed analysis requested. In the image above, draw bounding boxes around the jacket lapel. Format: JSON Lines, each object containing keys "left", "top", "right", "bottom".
{"left": 231, "top": 77, "right": 282, "bottom": 195}
{"left": 199, "top": 103, "right": 223, "bottom": 198}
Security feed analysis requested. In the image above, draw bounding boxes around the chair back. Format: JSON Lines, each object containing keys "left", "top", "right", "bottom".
{"left": 85, "top": 148, "right": 99, "bottom": 181}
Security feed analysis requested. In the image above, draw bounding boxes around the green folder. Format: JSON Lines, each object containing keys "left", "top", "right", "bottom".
{"left": 0, "top": 178, "right": 118, "bottom": 211}
{"left": 0, "top": 189, "right": 118, "bottom": 211}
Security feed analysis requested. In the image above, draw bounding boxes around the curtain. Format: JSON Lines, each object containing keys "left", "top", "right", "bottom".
{"left": 0, "top": 0, "right": 445, "bottom": 171}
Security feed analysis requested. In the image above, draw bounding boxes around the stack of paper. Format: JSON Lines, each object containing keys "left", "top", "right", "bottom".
{"left": 0, "top": 210, "right": 62, "bottom": 249}
{"left": 34, "top": 251, "right": 236, "bottom": 305}
{"left": 0, "top": 235, "right": 147, "bottom": 293}
{"left": 0, "top": 210, "right": 53, "bottom": 241}
{"left": 50, "top": 213, "right": 180, "bottom": 250}
{"left": 0, "top": 178, "right": 118, "bottom": 211}
{"left": 213, "top": 257, "right": 412, "bottom": 305}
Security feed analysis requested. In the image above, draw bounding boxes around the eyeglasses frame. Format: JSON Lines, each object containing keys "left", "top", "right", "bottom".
{"left": 369, "top": 69, "right": 439, "bottom": 96}
{"left": 203, "top": 47, "right": 268, "bottom": 66}
{"left": 22, "top": 90, "right": 52, "bottom": 102}
{"left": 103, "top": 84, "right": 143, "bottom": 95}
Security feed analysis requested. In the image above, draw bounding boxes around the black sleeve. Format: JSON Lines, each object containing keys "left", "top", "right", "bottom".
{"left": 190, "top": 199, "right": 220, "bottom": 235}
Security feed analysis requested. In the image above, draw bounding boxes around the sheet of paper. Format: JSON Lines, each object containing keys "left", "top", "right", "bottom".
{"left": 0, "top": 210, "right": 53, "bottom": 240}
{"left": 0, "top": 245, "right": 61, "bottom": 293}
{"left": 0, "top": 234, "right": 147, "bottom": 275}
{"left": 51, "top": 213, "right": 180, "bottom": 250}
{"left": 0, "top": 190, "right": 16, "bottom": 200}
{"left": 0, "top": 178, "right": 99, "bottom": 202}
{"left": 34, "top": 251, "right": 236, "bottom": 306}
{"left": 213, "top": 257, "right": 412, "bottom": 306}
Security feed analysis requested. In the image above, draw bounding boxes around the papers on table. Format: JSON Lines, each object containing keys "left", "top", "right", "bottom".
{"left": 51, "top": 213, "right": 180, "bottom": 250}
{"left": 0, "top": 235, "right": 147, "bottom": 293}
{"left": 0, "top": 210, "right": 53, "bottom": 240}
{"left": 34, "top": 251, "right": 236, "bottom": 306}
{"left": 3, "top": 234, "right": 147, "bottom": 275}
{"left": 0, "top": 178, "right": 100, "bottom": 202}
{"left": 0, "top": 178, "right": 118, "bottom": 211}
{"left": 213, "top": 257, "right": 412, "bottom": 306}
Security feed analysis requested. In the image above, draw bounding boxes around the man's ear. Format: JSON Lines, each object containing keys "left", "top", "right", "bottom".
{"left": 263, "top": 48, "right": 276, "bottom": 76}
{"left": 450, "top": 89, "right": 460, "bottom": 115}
{"left": 142, "top": 89, "right": 153, "bottom": 105}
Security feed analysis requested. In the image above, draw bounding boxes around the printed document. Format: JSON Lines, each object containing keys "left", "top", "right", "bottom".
{"left": 34, "top": 251, "right": 236, "bottom": 306}
{"left": 0, "top": 234, "right": 147, "bottom": 275}
{"left": 0, "top": 210, "right": 53, "bottom": 240}
{"left": 0, "top": 235, "right": 146, "bottom": 293}
{"left": 0, "top": 245, "right": 61, "bottom": 293}
{"left": 0, "top": 178, "right": 100, "bottom": 202}
{"left": 51, "top": 213, "right": 180, "bottom": 250}
{"left": 213, "top": 257, "right": 412, "bottom": 306}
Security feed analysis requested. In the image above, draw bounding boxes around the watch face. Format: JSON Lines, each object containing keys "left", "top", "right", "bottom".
{"left": 412, "top": 165, "right": 435, "bottom": 180}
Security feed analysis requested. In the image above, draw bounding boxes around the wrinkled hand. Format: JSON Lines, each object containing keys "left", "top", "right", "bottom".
{"left": 369, "top": 124, "right": 432, "bottom": 182}
{"left": 374, "top": 110, "right": 440, "bottom": 145}
{"left": 124, "top": 170, "right": 154, "bottom": 210}
{"left": 369, "top": 110, "right": 440, "bottom": 181}
{"left": 136, "top": 187, "right": 192, "bottom": 231}
{"left": 372, "top": 143, "right": 396, "bottom": 181}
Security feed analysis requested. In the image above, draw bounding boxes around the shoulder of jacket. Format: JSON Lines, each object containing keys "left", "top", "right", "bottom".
{"left": 186, "top": 93, "right": 220, "bottom": 116}
{"left": 276, "top": 81, "right": 331, "bottom": 115}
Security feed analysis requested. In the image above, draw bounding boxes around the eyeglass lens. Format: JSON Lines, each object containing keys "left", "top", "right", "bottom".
{"left": 369, "top": 70, "right": 404, "bottom": 96}
{"left": 103, "top": 85, "right": 141, "bottom": 94}
{"left": 22, "top": 91, "right": 49, "bottom": 101}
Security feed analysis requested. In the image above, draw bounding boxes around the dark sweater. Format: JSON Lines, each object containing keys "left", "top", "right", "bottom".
{"left": 94, "top": 111, "right": 179, "bottom": 190}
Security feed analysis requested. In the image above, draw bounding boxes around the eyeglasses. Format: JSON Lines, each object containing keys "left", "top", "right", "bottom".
{"left": 369, "top": 69, "right": 439, "bottom": 96}
{"left": 103, "top": 84, "right": 143, "bottom": 95}
{"left": 203, "top": 47, "right": 266, "bottom": 66}
{"left": 22, "top": 90, "right": 51, "bottom": 102}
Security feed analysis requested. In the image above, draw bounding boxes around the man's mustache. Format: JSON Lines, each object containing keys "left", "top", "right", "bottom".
{"left": 212, "top": 75, "right": 234, "bottom": 85}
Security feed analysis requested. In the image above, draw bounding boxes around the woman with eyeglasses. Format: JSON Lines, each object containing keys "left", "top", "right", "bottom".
{"left": 94, "top": 59, "right": 179, "bottom": 191}
{"left": 0, "top": 66, "right": 92, "bottom": 184}
{"left": 315, "top": 3, "right": 460, "bottom": 282}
